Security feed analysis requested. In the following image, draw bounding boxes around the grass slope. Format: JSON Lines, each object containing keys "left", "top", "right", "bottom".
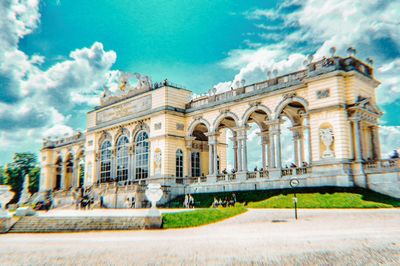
{"left": 247, "top": 192, "right": 395, "bottom": 208}
{"left": 162, "top": 205, "right": 247, "bottom": 229}
{"left": 164, "top": 187, "right": 400, "bottom": 208}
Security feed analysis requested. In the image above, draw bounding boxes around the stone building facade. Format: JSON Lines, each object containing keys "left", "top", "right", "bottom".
{"left": 39, "top": 55, "right": 400, "bottom": 207}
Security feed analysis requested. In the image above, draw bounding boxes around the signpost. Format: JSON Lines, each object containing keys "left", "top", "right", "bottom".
{"left": 289, "top": 178, "right": 299, "bottom": 220}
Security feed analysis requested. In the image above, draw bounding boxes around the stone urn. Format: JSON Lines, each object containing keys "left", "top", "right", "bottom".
{"left": 145, "top": 183, "right": 163, "bottom": 217}
{"left": 0, "top": 185, "right": 15, "bottom": 217}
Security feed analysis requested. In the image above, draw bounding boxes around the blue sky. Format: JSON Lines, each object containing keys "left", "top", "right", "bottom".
{"left": 0, "top": 0, "right": 400, "bottom": 165}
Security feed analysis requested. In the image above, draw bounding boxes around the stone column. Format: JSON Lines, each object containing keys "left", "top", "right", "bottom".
{"left": 371, "top": 126, "right": 381, "bottom": 160}
{"left": 349, "top": 121, "right": 355, "bottom": 160}
{"left": 299, "top": 133, "right": 304, "bottom": 165}
{"left": 304, "top": 115, "right": 312, "bottom": 165}
{"left": 240, "top": 128, "right": 248, "bottom": 172}
{"left": 292, "top": 133, "right": 299, "bottom": 166}
{"left": 231, "top": 136, "right": 238, "bottom": 171}
{"left": 60, "top": 162, "right": 66, "bottom": 190}
{"left": 353, "top": 117, "right": 363, "bottom": 161}
{"left": 208, "top": 143, "right": 213, "bottom": 175}
{"left": 275, "top": 123, "right": 282, "bottom": 168}
{"left": 269, "top": 128, "right": 275, "bottom": 168}
{"left": 185, "top": 137, "right": 195, "bottom": 177}
{"left": 213, "top": 143, "right": 218, "bottom": 175}
{"left": 111, "top": 148, "right": 116, "bottom": 181}
{"left": 237, "top": 135, "right": 243, "bottom": 172}
{"left": 72, "top": 160, "right": 78, "bottom": 187}
{"left": 259, "top": 130, "right": 268, "bottom": 169}
{"left": 96, "top": 154, "right": 101, "bottom": 183}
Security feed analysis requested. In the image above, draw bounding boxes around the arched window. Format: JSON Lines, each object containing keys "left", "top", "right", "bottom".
{"left": 191, "top": 151, "right": 200, "bottom": 177}
{"left": 100, "top": 140, "right": 112, "bottom": 182}
{"left": 135, "top": 131, "right": 149, "bottom": 179}
{"left": 116, "top": 136, "right": 129, "bottom": 182}
{"left": 176, "top": 149, "right": 183, "bottom": 177}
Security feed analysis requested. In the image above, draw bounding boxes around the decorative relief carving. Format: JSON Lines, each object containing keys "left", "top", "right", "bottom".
{"left": 96, "top": 95, "right": 151, "bottom": 124}
{"left": 249, "top": 101, "right": 261, "bottom": 107}
{"left": 154, "top": 149, "right": 162, "bottom": 175}
{"left": 154, "top": 122, "right": 162, "bottom": 130}
{"left": 219, "top": 108, "right": 230, "bottom": 114}
{"left": 320, "top": 128, "right": 334, "bottom": 158}
{"left": 176, "top": 123, "right": 184, "bottom": 131}
{"left": 316, "top": 89, "right": 330, "bottom": 99}
{"left": 194, "top": 115, "right": 203, "bottom": 121}
{"left": 283, "top": 92, "right": 297, "bottom": 100}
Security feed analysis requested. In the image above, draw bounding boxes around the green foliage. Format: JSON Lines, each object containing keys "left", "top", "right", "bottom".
{"left": 3, "top": 153, "right": 40, "bottom": 203}
{"left": 165, "top": 187, "right": 400, "bottom": 209}
{"left": 0, "top": 166, "right": 4, "bottom": 185}
{"left": 247, "top": 192, "right": 396, "bottom": 208}
{"left": 162, "top": 205, "right": 247, "bottom": 229}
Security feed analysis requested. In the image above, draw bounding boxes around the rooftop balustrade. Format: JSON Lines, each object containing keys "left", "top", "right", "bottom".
{"left": 42, "top": 132, "right": 85, "bottom": 148}
{"left": 186, "top": 56, "right": 373, "bottom": 110}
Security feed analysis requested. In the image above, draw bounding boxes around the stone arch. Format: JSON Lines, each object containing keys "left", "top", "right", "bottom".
{"left": 132, "top": 122, "right": 150, "bottom": 141}
{"left": 241, "top": 104, "right": 272, "bottom": 127}
{"left": 188, "top": 117, "right": 211, "bottom": 136}
{"left": 114, "top": 127, "right": 130, "bottom": 146}
{"left": 212, "top": 111, "right": 240, "bottom": 133}
{"left": 98, "top": 132, "right": 112, "bottom": 150}
{"left": 274, "top": 96, "right": 309, "bottom": 120}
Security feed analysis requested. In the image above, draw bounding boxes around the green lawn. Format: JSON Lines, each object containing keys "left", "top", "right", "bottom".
{"left": 247, "top": 192, "right": 397, "bottom": 208}
{"left": 164, "top": 187, "right": 400, "bottom": 209}
{"left": 162, "top": 205, "right": 247, "bottom": 229}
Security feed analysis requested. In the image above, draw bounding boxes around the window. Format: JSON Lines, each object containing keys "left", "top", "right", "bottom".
{"left": 135, "top": 131, "right": 149, "bottom": 179}
{"left": 217, "top": 155, "right": 220, "bottom": 173}
{"left": 191, "top": 152, "right": 200, "bottom": 177}
{"left": 116, "top": 136, "right": 129, "bottom": 182}
{"left": 176, "top": 149, "right": 184, "bottom": 177}
{"left": 100, "top": 140, "right": 112, "bottom": 182}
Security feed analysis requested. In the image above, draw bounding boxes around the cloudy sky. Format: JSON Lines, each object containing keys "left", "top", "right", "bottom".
{"left": 0, "top": 0, "right": 400, "bottom": 165}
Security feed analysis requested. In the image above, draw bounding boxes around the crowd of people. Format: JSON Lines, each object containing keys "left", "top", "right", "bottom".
{"left": 213, "top": 193, "right": 237, "bottom": 208}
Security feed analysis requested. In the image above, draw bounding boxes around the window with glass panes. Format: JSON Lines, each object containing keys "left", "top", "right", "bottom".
{"left": 176, "top": 149, "right": 183, "bottom": 177}
{"left": 135, "top": 131, "right": 149, "bottom": 179}
{"left": 116, "top": 136, "right": 129, "bottom": 181}
{"left": 100, "top": 140, "right": 112, "bottom": 182}
{"left": 191, "top": 151, "right": 200, "bottom": 177}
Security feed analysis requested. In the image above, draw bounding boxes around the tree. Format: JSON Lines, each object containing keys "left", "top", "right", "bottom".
{"left": 0, "top": 165, "right": 4, "bottom": 185}
{"left": 3, "top": 153, "right": 40, "bottom": 203}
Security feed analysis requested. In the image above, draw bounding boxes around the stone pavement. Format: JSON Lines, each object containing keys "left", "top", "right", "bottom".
{"left": 1, "top": 209, "right": 399, "bottom": 265}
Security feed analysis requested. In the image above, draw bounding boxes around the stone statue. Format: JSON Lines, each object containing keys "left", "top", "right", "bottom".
{"left": 154, "top": 151, "right": 162, "bottom": 175}
{"left": 320, "top": 128, "right": 334, "bottom": 158}
{"left": 145, "top": 183, "right": 163, "bottom": 217}
{"left": 134, "top": 73, "right": 152, "bottom": 90}
{"left": 18, "top": 174, "right": 31, "bottom": 206}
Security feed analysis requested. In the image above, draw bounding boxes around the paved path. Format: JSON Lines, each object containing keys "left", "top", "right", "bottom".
{"left": 1, "top": 209, "right": 399, "bottom": 265}
{"left": 36, "top": 208, "right": 193, "bottom": 217}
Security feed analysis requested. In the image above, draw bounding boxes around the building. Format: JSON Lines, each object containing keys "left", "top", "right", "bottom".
{"left": 39, "top": 55, "right": 400, "bottom": 207}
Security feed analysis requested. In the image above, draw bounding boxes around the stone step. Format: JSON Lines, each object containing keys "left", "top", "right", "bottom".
{"left": 8, "top": 215, "right": 160, "bottom": 233}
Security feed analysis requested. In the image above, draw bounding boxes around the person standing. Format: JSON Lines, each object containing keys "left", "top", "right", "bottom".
{"left": 184, "top": 194, "right": 188, "bottom": 208}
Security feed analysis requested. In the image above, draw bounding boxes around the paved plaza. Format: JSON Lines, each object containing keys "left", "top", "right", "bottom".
{"left": 1, "top": 209, "right": 399, "bottom": 265}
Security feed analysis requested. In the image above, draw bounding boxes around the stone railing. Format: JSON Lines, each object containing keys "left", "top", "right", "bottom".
{"left": 247, "top": 172, "right": 257, "bottom": 179}
{"left": 282, "top": 167, "right": 310, "bottom": 177}
{"left": 43, "top": 132, "right": 85, "bottom": 148}
{"left": 364, "top": 159, "right": 400, "bottom": 173}
{"left": 216, "top": 175, "right": 225, "bottom": 182}
{"left": 186, "top": 56, "right": 373, "bottom": 110}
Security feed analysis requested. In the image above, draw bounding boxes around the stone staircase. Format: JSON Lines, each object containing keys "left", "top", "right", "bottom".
{"left": 8, "top": 216, "right": 153, "bottom": 233}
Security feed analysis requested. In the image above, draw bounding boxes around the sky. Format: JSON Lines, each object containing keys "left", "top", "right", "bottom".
{"left": 0, "top": 0, "right": 400, "bottom": 165}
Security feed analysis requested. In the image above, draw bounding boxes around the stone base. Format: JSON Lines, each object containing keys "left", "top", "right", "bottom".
{"left": 14, "top": 206, "right": 36, "bottom": 217}
{"left": 144, "top": 215, "right": 162, "bottom": 229}
{"left": 0, "top": 214, "right": 13, "bottom": 233}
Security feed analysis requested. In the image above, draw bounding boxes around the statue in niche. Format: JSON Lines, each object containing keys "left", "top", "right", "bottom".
{"left": 320, "top": 128, "right": 334, "bottom": 158}
{"left": 154, "top": 150, "right": 162, "bottom": 175}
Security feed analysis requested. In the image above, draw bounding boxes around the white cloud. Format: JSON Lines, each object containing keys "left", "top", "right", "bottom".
{"left": 379, "top": 126, "right": 400, "bottom": 159}
{"left": 221, "top": 0, "right": 400, "bottom": 166}
{"left": 0, "top": 1, "right": 117, "bottom": 164}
